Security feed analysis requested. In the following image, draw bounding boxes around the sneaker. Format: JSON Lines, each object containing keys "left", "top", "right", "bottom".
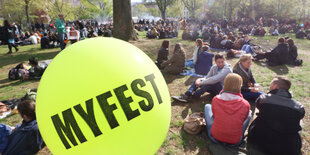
{"left": 15, "top": 48, "right": 19, "bottom": 52}
{"left": 6, "top": 51, "right": 12, "bottom": 54}
{"left": 171, "top": 95, "right": 189, "bottom": 103}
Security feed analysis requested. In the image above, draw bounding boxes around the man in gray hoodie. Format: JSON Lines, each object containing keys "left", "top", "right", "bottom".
{"left": 172, "top": 54, "right": 232, "bottom": 102}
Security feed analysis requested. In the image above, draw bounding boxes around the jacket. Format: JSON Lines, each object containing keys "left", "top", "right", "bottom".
{"left": 0, "top": 124, "right": 11, "bottom": 153}
{"left": 161, "top": 49, "right": 185, "bottom": 69}
{"left": 233, "top": 62, "right": 256, "bottom": 92}
{"left": 247, "top": 89, "right": 305, "bottom": 155}
{"left": 55, "top": 18, "right": 65, "bottom": 34}
{"left": 201, "top": 63, "right": 232, "bottom": 86}
{"left": 288, "top": 44, "right": 298, "bottom": 63}
{"left": 156, "top": 47, "right": 169, "bottom": 66}
{"left": 194, "top": 51, "right": 214, "bottom": 75}
{"left": 3, "top": 120, "right": 45, "bottom": 155}
{"left": 266, "top": 43, "right": 289, "bottom": 65}
{"left": 211, "top": 92, "right": 250, "bottom": 144}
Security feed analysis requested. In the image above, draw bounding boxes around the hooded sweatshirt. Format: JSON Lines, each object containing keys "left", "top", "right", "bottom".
{"left": 211, "top": 92, "right": 250, "bottom": 144}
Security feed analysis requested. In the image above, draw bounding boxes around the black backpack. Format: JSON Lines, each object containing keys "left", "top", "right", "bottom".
{"left": 8, "top": 68, "right": 20, "bottom": 80}
{"left": 8, "top": 63, "right": 24, "bottom": 80}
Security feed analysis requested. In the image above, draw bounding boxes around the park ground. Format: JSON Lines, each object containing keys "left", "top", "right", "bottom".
{"left": 0, "top": 31, "right": 310, "bottom": 155}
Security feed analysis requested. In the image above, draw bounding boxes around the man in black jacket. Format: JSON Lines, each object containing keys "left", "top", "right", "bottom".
{"left": 247, "top": 76, "right": 305, "bottom": 155}
{"left": 254, "top": 37, "right": 289, "bottom": 66}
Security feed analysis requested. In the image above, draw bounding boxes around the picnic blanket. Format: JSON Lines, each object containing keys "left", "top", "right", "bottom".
{"left": 180, "top": 68, "right": 205, "bottom": 78}
{"left": 210, "top": 47, "right": 227, "bottom": 53}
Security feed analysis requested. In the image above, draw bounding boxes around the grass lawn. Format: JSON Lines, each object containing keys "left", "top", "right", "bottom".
{"left": 0, "top": 31, "right": 310, "bottom": 155}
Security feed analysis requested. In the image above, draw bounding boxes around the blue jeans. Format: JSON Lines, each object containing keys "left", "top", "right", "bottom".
{"left": 241, "top": 45, "right": 254, "bottom": 54}
{"left": 204, "top": 104, "right": 251, "bottom": 146}
{"left": 242, "top": 91, "right": 263, "bottom": 103}
{"left": 185, "top": 60, "right": 195, "bottom": 68}
{"left": 185, "top": 81, "right": 223, "bottom": 98}
{"left": 58, "top": 33, "right": 66, "bottom": 51}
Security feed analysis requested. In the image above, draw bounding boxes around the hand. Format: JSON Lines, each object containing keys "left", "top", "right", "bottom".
{"left": 195, "top": 78, "right": 203, "bottom": 87}
{"left": 250, "top": 87, "right": 259, "bottom": 93}
{"left": 10, "top": 126, "right": 15, "bottom": 131}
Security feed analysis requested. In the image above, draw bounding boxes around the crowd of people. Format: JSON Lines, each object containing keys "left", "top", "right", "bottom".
{"left": 0, "top": 15, "right": 308, "bottom": 155}
{"left": 134, "top": 19, "right": 179, "bottom": 39}
{"left": 153, "top": 18, "right": 306, "bottom": 155}
{"left": 0, "top": 14, "right": 114, "bottom": 54}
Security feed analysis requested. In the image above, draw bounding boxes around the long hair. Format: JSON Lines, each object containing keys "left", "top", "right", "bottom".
{"left": 223, "top": 73, "right": 243, "bottom": 93}
{"left": 161, "top": 40, "right": 170, "bottom": 50}
{"left": 234, "top": 54, "right": 252, "bottom": 68}
{"left": 196, "top": 39, "right": 203, "bottom": 48}
{"left": 174, "top": 43, "right": 183, "bottom": 53}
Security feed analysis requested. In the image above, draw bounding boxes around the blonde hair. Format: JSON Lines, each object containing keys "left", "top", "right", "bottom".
{"left": 234, "top": 54, "right": 252, "bottom": 68}
{"left": 223, "top": 73, "right": 243, "bottom": 93}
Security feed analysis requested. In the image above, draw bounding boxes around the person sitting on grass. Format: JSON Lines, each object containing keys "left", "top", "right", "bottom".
{"left": 287, "top": 38, "right": 303, "bottom": 66}
{"left": 296, "top": 28, "right": 307, "bottom": 39}
{"left": 194, "top": 45, "right": 214, "bottom": 75}
{"left": 254, "top": 37, "right": 289, "bottom": 66}
{"left": 2, "top": 100, "right": 45, "bottom": 155}
{"left": 155, "top": 40, "right": 170, "bottom": 69}
{"left": 161, "top": 43, "right": 186, "bottom": 75}
{"left": 204, "top": 73, "right": 251, "bottom": 146}
{"left": 233, "top": 54, "right": 263, "bottom": 103}
{"left": 172, "top": 54, "right": 232, "bottom": 102}
{"left": 40, "top": 33, "right": 50, "bottom": 49}
{"left": 247, "top": 76, "right": 305, "bottom": 155}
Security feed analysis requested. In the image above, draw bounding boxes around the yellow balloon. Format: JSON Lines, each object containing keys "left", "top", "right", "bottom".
{"left": 36, "top": 38, "right": 171, "bottom": 155}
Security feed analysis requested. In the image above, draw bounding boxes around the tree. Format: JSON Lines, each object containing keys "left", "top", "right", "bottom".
{"left": 154, "top": 0, "right": 175, "bottom": 19}
{"left": 132, "top": 4, "right": 148, "bottom": 17}
{"left": 113, "top": 0, "right": 136, "bottom": 41}
{"left": 182, "top": 0, "right": 204, "bottom": 19}
{"left": 167, "top": 0, "right": 184, "bottom": 18}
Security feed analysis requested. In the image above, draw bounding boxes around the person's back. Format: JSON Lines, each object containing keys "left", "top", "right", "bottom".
{"left": 247, "top": 76, "right": 304, "bottom": 155}
{"left": 40, "top": 35, "right": 50, "bottom": 49}
{"left": 3, "top": 100, "right": 45, "bottom": 155}
{"left": 29, "top": 35, "right": 38, "bottom": 44}
{"left": 296, "top": 29, "right": 306, "bottom": 39}
{"left": 211, "top": 92, "right": 250, "bottom": 144}
{"left": 195, "top": 47, "right": 214, "bottom": 75}
{"left": 267, "top": 38, "right": 289, "bottom": 65}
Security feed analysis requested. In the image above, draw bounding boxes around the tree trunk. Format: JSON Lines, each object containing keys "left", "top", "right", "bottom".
{"left": 113, "top": 0, "right": 137, "bottom": 41}
{"left": 161, "top": 10, "right": 166, "bottom": 20}
{"left": 25, "top": 0, "right": 30, "bottom": 24}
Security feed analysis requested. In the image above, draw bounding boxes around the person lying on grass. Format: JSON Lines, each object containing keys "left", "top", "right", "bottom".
{"left": 172, "top": 54, "right": 232, "bottom": 102}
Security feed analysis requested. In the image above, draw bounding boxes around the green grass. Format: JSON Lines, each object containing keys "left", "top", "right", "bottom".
{"left": 0, "top": 32, "right": 310, "bottom": 155}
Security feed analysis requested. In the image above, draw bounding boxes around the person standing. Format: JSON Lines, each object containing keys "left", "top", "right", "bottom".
{"left": 55, "top": 14, "right": 66, "bottom": 51}
{"left": 4, "top": 20, "right": 19, "bottom": 54}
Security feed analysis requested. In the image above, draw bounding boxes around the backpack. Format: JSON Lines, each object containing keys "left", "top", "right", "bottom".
{"left": 8, "top": 63, "right": 25, "bottom": 80}
{"left": 21, "top": 89, "right": 37, "bottom": 101}
{"left": 294, "top": 59, "right": 303, "bottom": 66}
{"left": 183, "top": 112, "right": 206, "bottom": 135}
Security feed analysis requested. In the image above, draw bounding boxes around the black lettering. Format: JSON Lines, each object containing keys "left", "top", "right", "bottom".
{"left": 74, "top": 99, "right": 102, "bottom": 137}
{"left": 145, "top": 74, "right": 163, "bottom": 104}
{"left": 51, "top": 109, "right": 87, "bottom": 149}
{"left": 114, "top": 85, "right": 140, "bottom": 121}
{"left": 131, "top": 79, "right": 154, "bottom": 111}
{"left": 96, "top": 91, "right": 119, "bottom": 129}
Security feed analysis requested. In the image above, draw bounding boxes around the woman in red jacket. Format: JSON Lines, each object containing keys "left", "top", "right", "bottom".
{"left": 204, "top": 73, "right": 251, "bottom": 146}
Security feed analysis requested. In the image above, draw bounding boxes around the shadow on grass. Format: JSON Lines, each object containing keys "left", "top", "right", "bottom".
{"left": 0, "top": 80, "right": 24, "bottom": 89}
{"left": 0, "top": 50, "right": 59, "bottom": 68}
{"left": 254, "top": 61, "right": 289, "bottom": 75}
{"left": 163, "top": 74, "right": 184, "bottom": 84}
{"left": 0, "top": 78, "right": 10, "bottom": 85}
